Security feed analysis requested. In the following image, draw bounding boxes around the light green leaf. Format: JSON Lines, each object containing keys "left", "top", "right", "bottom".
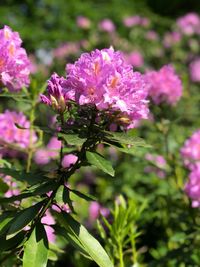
{"left": 57, "top": 212, "right": 114, "bottom": 267}
{"left": 86, "top": 151, "right": 115, "bottom": 177}
{"left": 23, "top": 223, "right": 49, "bottom": 267}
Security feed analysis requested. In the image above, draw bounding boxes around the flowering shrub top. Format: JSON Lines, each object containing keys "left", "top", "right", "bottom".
{"left": 145, "top": 65, "right": 182, "bottom": 105}
{"left": 65, "top": 47, "right": 149, "bottom": 129}
{"left": 0, "top": 25, "right": 30, "bottom": 91}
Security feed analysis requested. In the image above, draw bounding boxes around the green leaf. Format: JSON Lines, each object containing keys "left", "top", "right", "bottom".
{"left": 8, "top": 201, "right": 44, "bottom": 235}
{"left": 57, "top": 212, "right": 114, "bottom": 267}
{"left": 0, "top": 231, "right": 25, "bottom": 251}
{"left": 0, "top": 179, "right": 9, "bottom": 193}
{"left": 23, "top": 223, "right": 49, "bottom": 267}
{"left": 86, "top": 151, "right": 115, "bottom": 177}
{"left": 58, "top": 133, "right": 86, "bottom": 146}
{"left": 0, "top": 168, "right": 50, "bottom": 186}
{"left": 0, "top": 212, "right": 15, "bottom": 235}
{"left": 69, "top": 188, "right": 96, "bottom": 202}
{"left": 106, "top": 132, "right": 150, "bottom": 147}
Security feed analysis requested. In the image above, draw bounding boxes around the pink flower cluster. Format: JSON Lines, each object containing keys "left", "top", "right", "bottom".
{"left": 181, "top": 130, "right": 200, "bottom": 170}
{"left": 189, "top": 58, "right": 200, "bottom": 82}
{"left": 0, "top": 110, "right": 37, "bottom": 155}
{"left": 163, "top": 31, "right": 182, "bottom": 48}
{"left": 41, "top": 47, "right": 149, "bottom": 129}
{"left": 184, "top": 164, "right": 200, "bottom": 208}
{"left": 0, "top": 25, "right": 30, "bottom": 91}
{"left": 145, "top": 65, "right": 182, "bottom": 105}
{"left": 181, "top": 130, "right": 200, "bottom": 207}
{"left": 65, "top": 47, "right": 149, "bottom": 128}
{"left": 176, "top": 13, "right": 200, "bottom": 35}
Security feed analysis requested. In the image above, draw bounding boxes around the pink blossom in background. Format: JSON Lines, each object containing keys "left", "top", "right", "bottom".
{"left": 53, "top": 42, "right": 80, "bottom": 59}
{"left": 144, "top": 153, "right": 167, "bottom": 179}
{"left": 98, "top": 19, "right": 115, "bottom": 33}
{"left": 0, "top": 110, "right": 37, "bottom": 156}
{"left": 145, "top": 30, "right": 159, "bottom": 41}
{"left": 163, "top": 31, "right": 182, "bottom": 48}
{"left": 184, "top": 164, "right": 200, "bottom": 208}
{"left": 0, "top": 25, "right": 30, "bottom": 91}
{"left": 124, "top": 51, "right": 144, "bottom": 68}
{"left": 34, "top": 137, "right": 61, "bottom": 165}
{"left": 65, "top": 47, "right": 149, "bottom": 129}
{"left": 89, "top": 201, "right": 109, "bottom": 222}
{"left": 76, "top": 16, "right": 91, "bottom": 29}
{"left": 123, "top": 16, "right": 141, "bottom": 27}
{"left": 145, "top": 65, "right": 182, "bottom": 105}
{"left": 181, "top": 130, "right": 200, "bottom": 170}
{"left": 41, "top": 210, "right": 56, "bottom": 243}
{"left": 176, "top": 13, "right": 200, "bottom": 35}
{"left": 189, "top": 58, "right": 200, "bottom": 82}
{"left": 4, "top": 175, "right": 19, "bottom": 198}
{"left": 62, "top": 154, "right": 78, "bottom": 168}
{"left": 123, "top": 16, "right": 149, "bottom": 27}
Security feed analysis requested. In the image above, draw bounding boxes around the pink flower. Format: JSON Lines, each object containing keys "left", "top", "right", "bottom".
{"left": 181, "top": 130, "right": 200, "bottom": 170}
{"left": 76, "top": 16, "right": 91, "bottom": 29}
{"left": 145, "top": 65, "right": 182, "bottom": 105}
{"left": 184, "top": 164, "right": 200, "bottom": 208}
{"left": 41, "top": 210, "right": 56, "bottom": 243}
{"left": 34, "top": 137, "right": 61, "bottom": 165}
{"left": 65, "top": 47, "right": 149, "bottom": 128}
{"left": 89, "top": 201, "right": 109, "bottom": 222}
{"left": 176, "top": 13, "right": 200, "bottom": 35}
{"left": 189, "top": 58, "right": 200, "bottom": 82}
{"left": 144, "top": 153, "right": 167, "bottom": 179}
{"left": 163, "top": 31, "right": 182, "bottom": 48}
{"left": 0, "top": 110, "right": 37, "bottom": 156}
{"left": 62, "top": 154, "right": 78, "bottom": 168}
{"left": 4, "top": 175, "right": 20, "bottom": 198}
{"left": 40, "top": 73, "right": 74, "bottom": 112}
{"left": 123, "top": 16, "right": 141, "bottom": 27}
{"left": 145, "top": 31, "right": 159, "bottom": 41}
{"left": 98, "top": 19, "right": 115, "bottom": 33}
{"left": 0, "top": 25, "right": 30, "bottom": 91}
{"left": 123, "top": 51, "right": 144, "bottom": 68}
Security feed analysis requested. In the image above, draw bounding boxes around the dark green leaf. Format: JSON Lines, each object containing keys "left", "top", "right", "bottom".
{"left": 58, "top": 133, "right": 86, "bottom": 146}
{"left": 105, "top": 132, "right": 150, "bottom": 147}
{"left": 0, "top": 231, "right": 25, "bottom": 251}
{"left": 23, "top": 223, "right": 49, "bottom": 267}
{"left": 0, "top": 179, "right": 9, "bottom": 193}
{"left": 0, "top": 168, "right": 50, "bottom": 186}
{"left": 8, "top": 201, "right": 44, "bottom": 235}
{"left": 86, "top": 151, "right": 115, "bottom": 177}
{"left": 69, "top": 188, "right": 96, "bottom": 202}
{"left": 57, "top": 212, "right": 114, "bottom": 267}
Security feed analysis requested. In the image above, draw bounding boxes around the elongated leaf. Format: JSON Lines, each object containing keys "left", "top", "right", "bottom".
{"left": 8, "top": 201, "right": 44, "bottom": 235}
{"left": 57, "top": 212, "right": 114, "bottom": 267}
{"left": 106, "top": 132, "right": 149, "bottom": 147}
{"left": 0, "top": 168, "right": 49, "bottom": 185}
{"left": 0, "top": 212, "right": 15, "bottom": 235}
{"left": 0, "top": 231, "right": 25, "bottom": 251}
{"left": 86, "top": 151, "right": 115, "bottom": 177}
{"left": 23, "top": 223, "right": 48, "bottom": 267}
{"left": 69, "top": 188, "right": 96, "bottom": 202}
{"left": 58, "top": 133, "right": 86, "bottom": 146}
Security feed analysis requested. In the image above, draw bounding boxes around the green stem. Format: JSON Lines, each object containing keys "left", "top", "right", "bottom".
{"left": 119, "top": 244, "right": 124, "bottom": 267}
{"left": 26, "top": 105, "right": 35, "bottom": 173}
